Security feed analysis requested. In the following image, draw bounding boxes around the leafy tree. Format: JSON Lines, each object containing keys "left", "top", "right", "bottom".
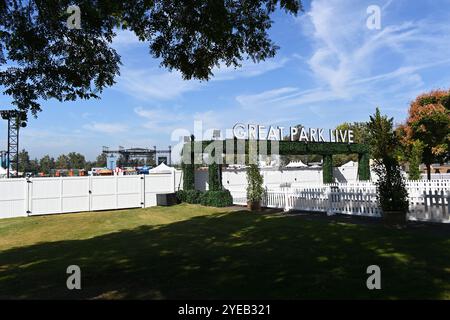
{"left": 67, "top": 152, "right": 86, "bottom": 169}
{"left": 29, "top": 158, "right": 40, "bottom": 174}
{"left": 407, "top": 140, "right": 424, "bottom": 180}
{"left": 95, "top": 153, "right": 107, "bottom": 167}
{"left": 398, "top": 89, "right": 450, "bottom": 180}
{"left": 55, "top": 154, "right": 70, "bottom": 169}
{"left": 0, "top": 1, "right": 301, "bottom": 116}
{"left": 15, "top": 149, "right": 31, "bottom": 173}
{"left": 368, "top": 108, "right": 408, "bottom": 220}
{"left": 39, "top": 154, "right": 55, "bottom": 174}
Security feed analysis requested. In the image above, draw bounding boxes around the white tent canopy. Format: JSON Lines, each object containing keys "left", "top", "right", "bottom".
{"left": 341, "top": 160, "right": 357, "bottom": 167}
{"left": 0, "top": 166, "right": 7, "bottom": 176}
{"left": 148, "top": 162, "right": 175, "bottom": 174}
{"left": 285, "top": 160, "right": 308, "bottom": 168}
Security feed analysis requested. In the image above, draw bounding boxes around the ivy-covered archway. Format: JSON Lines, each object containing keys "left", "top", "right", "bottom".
{"left": 182, "top": 138, "right": 370, "bottom": 189}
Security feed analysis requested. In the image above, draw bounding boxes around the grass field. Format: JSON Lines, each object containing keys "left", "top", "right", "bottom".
{"left": 0, "top": 204, "right": 449, "bottom": 299}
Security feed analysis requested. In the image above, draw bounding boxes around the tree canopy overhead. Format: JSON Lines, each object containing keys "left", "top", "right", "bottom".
{"left": 0, "top": 0, "right": 302, "bottom": 116}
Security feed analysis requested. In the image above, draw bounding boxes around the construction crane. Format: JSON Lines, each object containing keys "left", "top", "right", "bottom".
{"left": 1, "top": 110, "right": 27, "bottom": 178}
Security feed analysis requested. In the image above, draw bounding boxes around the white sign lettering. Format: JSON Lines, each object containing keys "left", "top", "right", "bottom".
{"left": 232, "top": 123, "right": 355, "bottom": 144}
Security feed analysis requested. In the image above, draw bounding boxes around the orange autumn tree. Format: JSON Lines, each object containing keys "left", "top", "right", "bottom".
{"left": 398, "top": 89, "right": 450, "bottom": 180}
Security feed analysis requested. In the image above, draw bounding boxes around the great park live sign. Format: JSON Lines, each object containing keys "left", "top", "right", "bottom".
{"left": 232, "top": 123, "right": 355, "bottom": 144}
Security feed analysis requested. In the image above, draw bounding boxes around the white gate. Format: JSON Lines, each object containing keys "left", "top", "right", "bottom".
{"left": 0, "top": 179, "right": 28, "bottom": 218}
{"left": 29, "top": 177, "right": 90, "bottom": 216}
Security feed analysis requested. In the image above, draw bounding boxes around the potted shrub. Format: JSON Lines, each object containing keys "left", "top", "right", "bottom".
{"left": 246, "top": 164, "right": 264, "bottom": 211}
{"left": 368, "top": 108, "right": 409, "bottom": 225}
{"left": 373, "top": 158, "right": 409, "bottom": 225}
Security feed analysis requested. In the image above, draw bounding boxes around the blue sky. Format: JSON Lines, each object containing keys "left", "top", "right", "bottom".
{"left": 1, "top": 0, "right": 450, "bottom": 161}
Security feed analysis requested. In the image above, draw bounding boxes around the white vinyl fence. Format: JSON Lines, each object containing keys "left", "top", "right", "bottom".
{"left": 0, "top": 171, "right": 182, "bottom": 219}
{"left": 231, "top": 180, "right": 450, "bottom": 223}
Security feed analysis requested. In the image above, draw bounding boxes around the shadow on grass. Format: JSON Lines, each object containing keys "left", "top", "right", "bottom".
{"left": 0, "top": 209, "right": 449, "bottom": 299}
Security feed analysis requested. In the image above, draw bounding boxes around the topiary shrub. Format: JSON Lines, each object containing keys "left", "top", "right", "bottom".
{"left": 185, "top": 190, "right": 203, "bottom": 204}
{"left": 368, "top": 108, "right": 409, "bottom": 225}
{"left": 200, "top": 189, "right": 233, "bottom": 207}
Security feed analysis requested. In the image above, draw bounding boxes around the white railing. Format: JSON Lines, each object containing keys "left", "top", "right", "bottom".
{"left": 231, "top": 180, "right": 450, "bottom": 223}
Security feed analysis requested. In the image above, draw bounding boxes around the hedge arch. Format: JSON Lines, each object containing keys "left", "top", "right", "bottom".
{"left": 181, "top": 138, "right": 370, "bottom": 189}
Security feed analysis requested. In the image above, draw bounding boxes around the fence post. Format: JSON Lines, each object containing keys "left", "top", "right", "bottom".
{"left": 283, "top": 188, "right": 290, "bottom": 212}
{"left": 141, "top": 175, "right": 145, "bottom": 208}
{"left": 326, "top": 186, "right": 333, "bottom": 215}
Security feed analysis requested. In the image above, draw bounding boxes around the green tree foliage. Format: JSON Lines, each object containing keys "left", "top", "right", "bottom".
{"left": 15, "top": 149, "right": 31, "bottom": 173}
{"left": 0, "top": 1, "right": 301, "bottom": 115}
{"left": 368, "top": 108, "right": 408, "bottom": 214}
{"left": 67, "top": 152, "right": 86, "bottom": 169}
{"left": 408, "top": 141, "right": 424, "bottom": 180}
{"left": 95, "top": 153, "right": 107, "bottom": 167}
{"left": 55, "top": 154, "right": 70, "bottom": 169}
{"left": 39, "top": 155, "right": 55, "bottom": 174}
{"left": 246, "top": 164, "right": 264, "bottom": 202}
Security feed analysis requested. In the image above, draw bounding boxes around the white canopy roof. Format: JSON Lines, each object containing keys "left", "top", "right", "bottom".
{"left": 286, "top": 160, "right": 308, "bottom": 168}
{"left": 148, "top": 162, "right": 175, "bottom": 174}
{"left": 341, "top": 160, "right": 357, "bottom": 167}
{"left": 0, "top": 166, "right": 7, "bottom": 175}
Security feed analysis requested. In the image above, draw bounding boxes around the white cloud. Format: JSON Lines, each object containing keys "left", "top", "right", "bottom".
{"left": 115, "top": 56, "right": 289, "bottom": 101}
{"left": 212, "top": 58, "right": 289, "bottom": 81}
{"left": 83, "top": 122, "right": 128, "bottom": 134}
{"left": 116, "top": 68, "right": 203, "bottom": 101}
{"left": 237, "top": 0, "right": 450, "bottom": 112}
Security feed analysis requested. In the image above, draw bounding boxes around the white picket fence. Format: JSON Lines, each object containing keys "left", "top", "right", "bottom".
{"left": 0, "top": 172, "right": 182, "bottom": 219}
{"left": 230, "top": 180, "right": 450, "bottom": 223}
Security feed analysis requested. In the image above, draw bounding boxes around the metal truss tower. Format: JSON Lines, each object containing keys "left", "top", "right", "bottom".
{"left": 1, "top": 110, "right": 27, "bottom": 178}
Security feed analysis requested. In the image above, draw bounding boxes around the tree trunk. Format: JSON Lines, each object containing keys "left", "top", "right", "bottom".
{"left": 426, "top": 163, "right": 431, "bottom": 181}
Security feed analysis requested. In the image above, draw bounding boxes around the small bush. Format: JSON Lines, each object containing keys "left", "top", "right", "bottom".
{"left": 175, "top": 190, "right": 186, "bottom": 203}
{"left": 200, "top": 190, "right": 233, "bottom": 207}
{"left": 185, "top": 190, "right": 203, "bottom": 204}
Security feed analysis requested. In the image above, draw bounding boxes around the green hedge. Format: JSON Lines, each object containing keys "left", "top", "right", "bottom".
{"left": 176, "top": 189, "right": 233, "bottom": 207}
{"left": 176, "top": 190, "right": 202, "bottom": 204}
{"left": 208, "top": 163, "right": 222, "bottom": 191}
{"left": 200, "top": 190, "right": 233, "bottom": 207}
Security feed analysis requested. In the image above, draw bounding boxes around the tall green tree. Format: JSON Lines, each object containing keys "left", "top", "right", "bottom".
{"left": 55, "top": 154, "right": 69, "bottom": 169}
{"left": 95, "top": 153, "right": 107, "bottom": 167}
{"left": 0, "top": 1, "right": 301, "bottom": 116}
{"left": 67, "top": 152, "right": 86, "bottom": 169}
{"left": 39, "top": 155, "right": 55, "bottom": 174}
{"left": 15, "top": 149, "right": 31, "bottom": 173}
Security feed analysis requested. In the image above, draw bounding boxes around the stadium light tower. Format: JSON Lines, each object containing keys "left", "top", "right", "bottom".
{"left": 0, "top": 110, "right": 27, "bottom": 178}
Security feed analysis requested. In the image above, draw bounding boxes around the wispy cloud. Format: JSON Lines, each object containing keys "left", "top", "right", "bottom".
{"left": 115, "top": 56, "right": 289, "bottom": 101}
{"left": 237, "top": 0, "right": 450, "bottom": 111}
{"left": 83, "top": 122, "right": 128, "bottom": 134}
{"left": 116, "top": 68, "right": 203, "bottom": 101}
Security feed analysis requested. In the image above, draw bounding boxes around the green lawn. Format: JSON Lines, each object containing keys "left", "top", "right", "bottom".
{"left": 0, "top": 204, "right": 449, "bottom": 299}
